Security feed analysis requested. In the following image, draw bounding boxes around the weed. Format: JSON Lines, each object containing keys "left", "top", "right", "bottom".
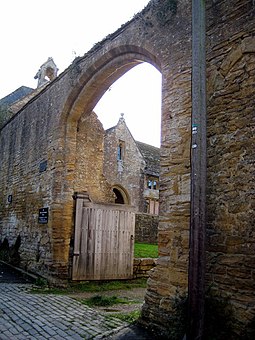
{"left": 81, "top": 295, "right": 129, "bottom": 307}
{"left": 204, "top": 294, "right": 234, "bottom": 339}
{"left": 108, "top": 310, "right": 141, "bottom": 324}
{"left": 156, "top": 0, "right": 178, "bottom": 27}
{"left": 165, "top": 294, "right": 188, "bottom": 339}
{"left": 31, "top": 278, "right": 147, "bottom": 294}
{"left": 34, "top": 277, "right": 48, "bottom": 288}
{"left": 0, "top": 238, "right": 10, "bottom": 262}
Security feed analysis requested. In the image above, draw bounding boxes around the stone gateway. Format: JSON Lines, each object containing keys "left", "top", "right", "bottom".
{"left": 0, "top": 0, "right": 254, "bottom": 337}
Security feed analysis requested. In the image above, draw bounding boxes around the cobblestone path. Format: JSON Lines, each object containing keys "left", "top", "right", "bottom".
{"left": 0, "top": 283, "right": 126, "bottom": 339}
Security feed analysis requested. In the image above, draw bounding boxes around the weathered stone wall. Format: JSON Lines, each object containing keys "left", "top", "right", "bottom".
{"left": 74, "top": 111, "right": 114, "bottom": 203}
{"left": 133, "top": 258, "right": 156, "bottom": 278}
{"left": 141, "top": 0, "right": 192, "bottom": 336}
{"left": 135, "top": 213, "right": 158, "bottom": 244}
{"left": 205, "top": 0, "right": 255, "bottom": 335}
{"left": 0, "top": 86, "right": 66, "bottom": 279}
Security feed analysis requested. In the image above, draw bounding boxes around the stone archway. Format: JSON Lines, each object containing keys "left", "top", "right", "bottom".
{"left": 112, "top": 185, "right": 130, "bottom": 205}
{"left": 51, "top": 0, "right": 192, "bottom": 334}
{"left": 58, "top": 2, "right": 192, "bottom": 334}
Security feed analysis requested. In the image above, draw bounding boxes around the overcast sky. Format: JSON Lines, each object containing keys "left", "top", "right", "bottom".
{"left": 0, "top": 0, "right": 162, "bottom": 147}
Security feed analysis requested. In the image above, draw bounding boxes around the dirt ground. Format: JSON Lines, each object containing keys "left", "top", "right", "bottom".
{"left": 69, "top": 287, "right": 147, "bottom": 314}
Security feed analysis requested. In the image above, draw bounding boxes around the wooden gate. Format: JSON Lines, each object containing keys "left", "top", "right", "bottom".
{"left": 72, "top": 193, "right": 135, "bottom": 280}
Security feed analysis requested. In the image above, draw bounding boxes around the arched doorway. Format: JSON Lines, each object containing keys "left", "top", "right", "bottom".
{"left": 62, "top": 47, "right": 161, "bottom": 205}
{"left": 64, "top": 49, "right": 160, "bottom": 282}
{"left": 112, "top": 185, "right": 130, "bottom": 205}
{"left": 60, "top": 20, "right": 191, "bottom": 333}
{"left": 113, "top": 188, "right": 124, "bottom": 204}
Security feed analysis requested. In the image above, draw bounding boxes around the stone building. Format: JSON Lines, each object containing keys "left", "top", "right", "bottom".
{"left": 103, "top": 114, "right": 160, "bottom": 214}
{"left": 0, "top": 0, "right": 254, "bottom": 337}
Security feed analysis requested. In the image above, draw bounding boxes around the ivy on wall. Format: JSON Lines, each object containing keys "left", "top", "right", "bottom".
{"left": 155, "top": 0, "right": 178, "bottom": 26}
{"left": 0, "top": 105, "right": 11, "bottom": 129}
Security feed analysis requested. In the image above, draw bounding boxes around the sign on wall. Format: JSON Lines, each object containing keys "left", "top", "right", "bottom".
{"left": 38, "top": 208, "right": 49, "bottom": 224}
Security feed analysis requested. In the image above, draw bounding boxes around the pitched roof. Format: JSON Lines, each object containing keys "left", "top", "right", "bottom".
{"left": 136, "top": 141, "right": 160, "bottom": 177}
{"left": 104, "top": 117, "right": 160, "bottom": 177}
{"left": 105, "top": 125, "right": 117, "bottom": 134}
{"left": 0, "top": 86, "right": 34, "bottom": 107}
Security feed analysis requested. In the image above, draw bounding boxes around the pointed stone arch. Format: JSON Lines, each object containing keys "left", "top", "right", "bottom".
{"left": 62, "top": 45, "right": 161, "bottom": 125}
{"left": 48, "top": 2, "right": 193, "bottom": 334}
{"left": 61, "top": 48, "right": 162, "bottom": 202}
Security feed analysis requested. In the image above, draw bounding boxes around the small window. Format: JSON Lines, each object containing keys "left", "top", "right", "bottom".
{"left": 153, "top": 181, "right": 157, "bottom": 190}
{"left": 117, "top": 144, "right": 122, "bottom": 160}
{"left": 148, "top": 179, "right": 157, "bottom": 189}
{"left": 117, "top": 141, "right": 125, "bottom": 161}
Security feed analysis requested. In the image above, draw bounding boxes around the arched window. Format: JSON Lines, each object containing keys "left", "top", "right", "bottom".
{"left": 117, "top": 144, "right": 122, "bottom": 160}
{"left": 117, "top": 140, "right": 125, "bottom": 161}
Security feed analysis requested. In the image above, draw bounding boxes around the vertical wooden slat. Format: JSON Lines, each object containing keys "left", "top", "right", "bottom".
{"left": 72, "top": 195, "right": 84, "bottom": 280}
{"left": 94, "top": 209, "right": 102, "bottom": 279}
{"left": 100, "top": 209, "right": 106, "bottom": 279}
{"left": 79, "top": 207, "right": 89, "bottom": 278}
{"left": 73, "top": 197, "right": 83, "bottom": 255}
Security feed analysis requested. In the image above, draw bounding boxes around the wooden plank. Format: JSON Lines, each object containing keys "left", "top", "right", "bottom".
{"left": 188, "top": 0, "right": 206, "bottom": 339}
{"left": 94, "top": 208, "right": 101, "bottom": 279}
{"left": 79, "top": 207, "right": 89, "bottom": 279}
{"left": 90, "top": 208, "right": 97, "bottom": 279}
{"left": 72, "top": 196, "right": 84, "bottom": 280}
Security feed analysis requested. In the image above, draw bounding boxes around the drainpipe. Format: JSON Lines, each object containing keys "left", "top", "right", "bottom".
{"left": 188, "top": 0, "right": 207, "bottom": 339}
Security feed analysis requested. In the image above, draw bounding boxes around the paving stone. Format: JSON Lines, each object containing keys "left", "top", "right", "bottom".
{"left": 8, "top": 327, "right": 20, "bottom": 335}
{"left": 51, "top": 335, "right": 64, "bottom": 340}
{"left": 0, "top": 283, "right": 128, "bottom": 339}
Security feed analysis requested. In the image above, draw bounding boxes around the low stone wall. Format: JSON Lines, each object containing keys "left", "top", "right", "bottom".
{"left": 133, "top": 258, "right": 157, "bottom": 278}
{"left": 135, "top": 213, "right": 158, "bottom": 244}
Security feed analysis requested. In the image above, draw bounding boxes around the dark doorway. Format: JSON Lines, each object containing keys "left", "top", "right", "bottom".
{"left": 113, "top": 188, "right": 125, "bottom": 204}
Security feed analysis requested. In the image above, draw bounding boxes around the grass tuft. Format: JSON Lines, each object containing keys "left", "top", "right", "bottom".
{"left": 108, "top": 310, "right": 141, "bottom": 324}
{"left": 31, "top": 278, "right": 147, "bottom": 295}
{"left": 81, "top": 295, "right": 129, "bottom": 307}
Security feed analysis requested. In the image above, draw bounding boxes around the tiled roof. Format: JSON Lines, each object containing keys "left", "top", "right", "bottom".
{"left": 136, "top": 141, "right": 160, "bottom": 177}
{"left": 105, "top": 125, "right": 117, "bottom": 134}
{"left": 0, "top": 86, "right": 34, "bottom": 107}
